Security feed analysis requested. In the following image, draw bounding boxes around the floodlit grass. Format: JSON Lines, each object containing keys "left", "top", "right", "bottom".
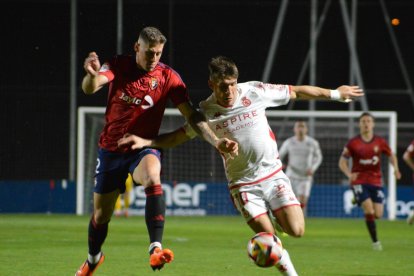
{"left": 0, "top": 215, "right": 413, "bottom": 275}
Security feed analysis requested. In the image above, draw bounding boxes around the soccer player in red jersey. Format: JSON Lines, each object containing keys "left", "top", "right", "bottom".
{"left": 339, "top": 112, "right": 401, "bottom": 251}
{"left": 75, "top": 27, "right": 237, "bottom": 276}
{"left": 403, "top": 139, "right": 414, "bottom": 224}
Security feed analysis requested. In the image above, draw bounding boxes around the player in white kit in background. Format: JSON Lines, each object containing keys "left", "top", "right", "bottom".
{"left": 279, "top": 121, "right": 323, "bottom": 216}
{"left": 118, "top": 56, "right": 364, "bottom": 276}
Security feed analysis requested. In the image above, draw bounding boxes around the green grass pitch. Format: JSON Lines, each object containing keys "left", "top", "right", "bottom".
{"left": 0, "top": 215, "right": 413, "bottom": 275}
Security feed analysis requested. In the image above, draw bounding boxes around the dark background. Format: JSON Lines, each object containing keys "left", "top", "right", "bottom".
{"left": 1, "top": 0, "right": 414, "bottom": 181}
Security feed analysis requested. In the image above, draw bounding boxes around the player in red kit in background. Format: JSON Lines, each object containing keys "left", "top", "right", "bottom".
{"left": 75, "top": 27, "right": 237, "bottom": 276}
{"left": 338, "top": 112, "right": 401, "bottom": 251}
{"left": 403, "top": 139, "right": 414, "bottom": 225}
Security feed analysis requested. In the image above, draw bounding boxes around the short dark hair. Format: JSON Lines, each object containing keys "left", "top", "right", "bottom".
{"left": 139, "top": 26, "right": 167, "bottom": 44}
{"left": 359, "top": 112, "right": 374, "bottom": 121}
{"left": 208, "top": 56, "right": 239, "bottom": 81}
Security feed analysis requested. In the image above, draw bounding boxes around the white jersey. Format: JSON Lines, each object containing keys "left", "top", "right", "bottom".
{"left": 189, "top": 81, "right": 291, "bottom": 187}
{"left": 278, "top": 135, "right": 322, "bottom": 180}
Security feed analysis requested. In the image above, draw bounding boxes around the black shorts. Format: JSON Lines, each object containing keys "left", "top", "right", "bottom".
{"left": 351, "top": 184, "right": 385, "bottom": 206}
{"left": 94, "top": 147, "right": 161, "bottom": 194}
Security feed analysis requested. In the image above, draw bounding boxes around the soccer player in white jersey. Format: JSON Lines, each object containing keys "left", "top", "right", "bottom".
{"left": 118, "top": 56, "right": 364, "bottom": 276}
{"left": 279, "top": 121, "right": 323, "bottom": 216}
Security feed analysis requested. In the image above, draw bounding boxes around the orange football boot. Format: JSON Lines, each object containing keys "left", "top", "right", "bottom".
{"left": 75, "top": 253, "right": 105, "bottom": 276}
{"left": 149, "top": 248, "right": 174, "bottom": 271}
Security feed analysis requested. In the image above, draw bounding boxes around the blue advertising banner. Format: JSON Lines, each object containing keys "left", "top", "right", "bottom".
{"left": 124, "top": 182, "right": 414, "bottom": 219}
{"left": 307, "top": 185, "right": 414, "bottom": 218}
{"left": 0, "top": 180, "right": 76, "bottom": 213}
{"left": 126, "top": 182, "right": 238, "bottom": 216}
{"left": 0, "top": 181, "right": 413, "bottom": 218}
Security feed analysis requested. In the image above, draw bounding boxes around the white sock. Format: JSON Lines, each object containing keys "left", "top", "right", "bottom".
{"left": 148, "top": 242, "right": 162, "bottom": 253}
{"left": 87, "top": 252, "right": 102, "bottom": 264}
{"left": 275, "top": 249, "right": 298, "bottom": 276}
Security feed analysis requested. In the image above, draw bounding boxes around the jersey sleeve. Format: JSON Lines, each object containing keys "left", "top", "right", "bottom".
{"left": 248, "top": 81, "right": 291, "bottom": 108}
{"left": 380, "top": 137, "right": 392, "bottom": 156}
{"left": 342, "top": 141, "right": 352, "bottom": 159}
{"left": 166, "top": 70, "right": 190, "bottom": 106}
{"left": 405, "top": 140, "right": 414, "bottom": 158}
{"left": 98, "top": 57, "right": 116, "bottom": 82}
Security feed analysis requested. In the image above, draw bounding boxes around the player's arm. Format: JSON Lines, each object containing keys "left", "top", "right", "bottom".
{"left": 290, "top": 85, "right": 363, "bottom": 102}
{"left": 311, "top": 141, "right": 323, "bottom": 173}
{"left": 403, "top": 149, "right": 414, "bottom": 172}
{"left": 176, "top": 101, "right": 238, "bottom": 157}
{"left": 82, "top": 51, "right": 109, "bottom": 95}
{"left": 278, "top": 140, "right": 288, "bottom": 161}
{"left": 388, "top": 153, "right": 402, "bottom": 180}
{"left": 338, "top": 148, "right": 354, "bottom": 181}
{"left": 118, "top": 127, "right": 193, "bottom": 150}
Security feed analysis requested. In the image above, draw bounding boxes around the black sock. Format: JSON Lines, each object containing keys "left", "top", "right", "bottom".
{"left": 365, "top": 214, "right": 377, "bottom": 242}
{"left": 145, "top": 185, "right": 165, "bottom": 244}
{"left": 88, "top": 215, "right": 109, "bottom": 256}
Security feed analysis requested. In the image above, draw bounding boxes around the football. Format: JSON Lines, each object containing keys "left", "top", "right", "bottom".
{"left": 247, "top": 232, "right": 283, "bottom": 268}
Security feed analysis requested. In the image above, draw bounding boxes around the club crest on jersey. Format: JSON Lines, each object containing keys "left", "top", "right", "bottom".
{"left": 150, "top": 78, "right": 158, "bottom": 90}
{"left": 373, "top": 146, "right": 379, "bottom": 153}
{"left": 241, "top": 97, "right": 251, "bottom": 107}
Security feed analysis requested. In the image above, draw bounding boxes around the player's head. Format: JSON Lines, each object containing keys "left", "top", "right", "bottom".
{"left": 208, "top": 56, "right": 239, "bottom": 107}
{"left": 134, "top": 26, "right": 167, "bottom": 72}
{"left": 294, "top": 120, "right": 308, "bottom": 138}
{"left": 359, "top": 112, "right": 375, "bottom": 134}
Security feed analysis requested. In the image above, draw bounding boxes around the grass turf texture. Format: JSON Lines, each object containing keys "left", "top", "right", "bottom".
{"left": 0, "top": 215, "right": 413, "bottom": 275}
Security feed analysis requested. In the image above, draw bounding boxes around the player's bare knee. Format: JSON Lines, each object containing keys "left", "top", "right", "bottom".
{"left": 292, "top": 228, "right": 305, "bottom": 238}
{"left": 288, "top": 224, "right": 305, "bottom": 238}
{"left": 94, "top": 208, "right": 112, "bottom": 224}
{"left": 140, "top": 175, "right": 161, "bottom": 187}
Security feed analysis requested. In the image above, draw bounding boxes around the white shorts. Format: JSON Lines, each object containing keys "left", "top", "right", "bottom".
{"left": 289, "top": 177, "right": 312, "bottom": 198}
{"left": 230, "top": 171, "right": 300, "bottom": 222}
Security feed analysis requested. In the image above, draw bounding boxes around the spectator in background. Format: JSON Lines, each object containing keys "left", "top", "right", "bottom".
{"left": 279, "top": 121, "right": 323, "bottom": 216}
{"left": 403, "top": 139, "right": 414, "bottom": 225}
{"left": 338, "top": 112, "right": 401, "bottom": 251}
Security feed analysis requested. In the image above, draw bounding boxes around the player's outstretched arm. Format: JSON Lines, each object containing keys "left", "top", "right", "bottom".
{"left": 177, "top": 102, "right": 238, "bottom": 157}
{"left": 118, "top": 127, "right": 238, "bottom": 157}
{"left": 81, "top": 51, "right": 109, "bottom": 95}
{"left": 290, "top": 85, "right": 364, "bottom": 102}
{"left": 117, "top": 129, "right": 192, "bottom": 150}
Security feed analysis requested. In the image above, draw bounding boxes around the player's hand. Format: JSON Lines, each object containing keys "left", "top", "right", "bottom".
{"left": 336, "top": 85, "right": 364, "bottom": 102}
{"left": 394, "top": 170, "right": 402, "bottom": 180}
{"left": 84, "top": 51, "right": 101, "bottom": 76}
{"left": 349, "top": 172, "right": 358, "bottom": 182}
{"left": 216, "top": 138, "right": 238, "bottom": 158}
{"left": 117, "top": 133, "right": 152, "bottom": 150}
{"left": 306, "top": 169, "right": 314, "bottom": 176}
